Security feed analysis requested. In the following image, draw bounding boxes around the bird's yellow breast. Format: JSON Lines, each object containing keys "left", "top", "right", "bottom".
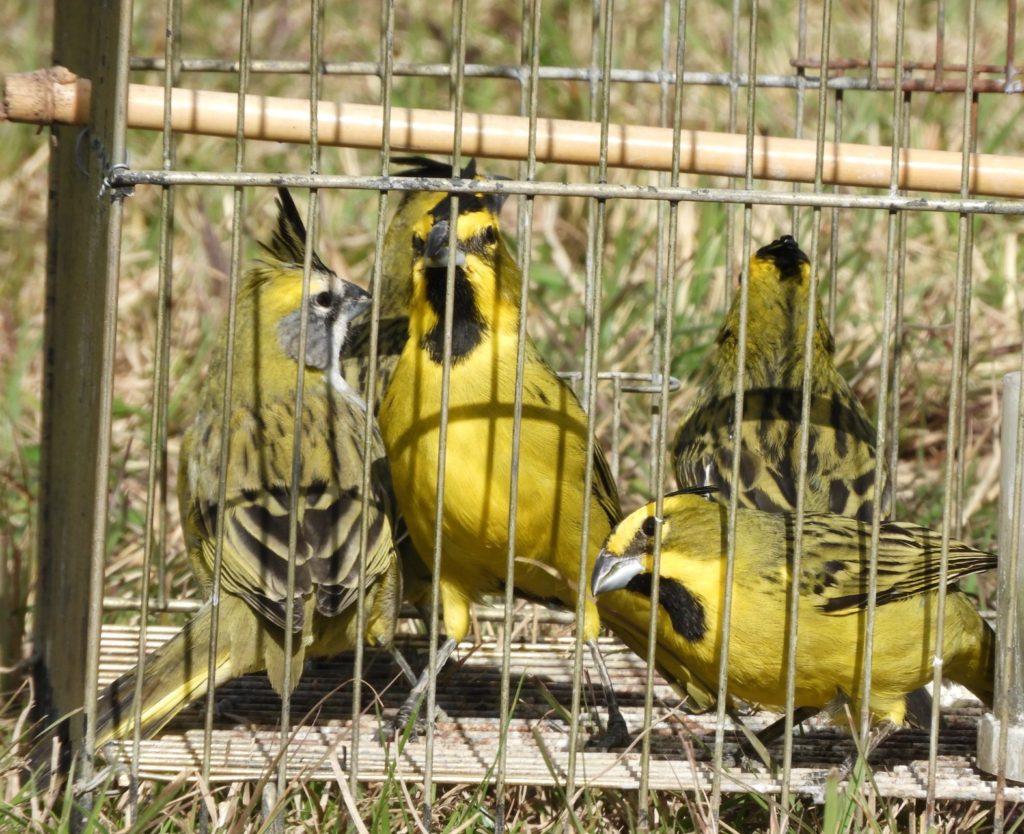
{"left": 380, "top": 322, "right": 607, "bottom": 638}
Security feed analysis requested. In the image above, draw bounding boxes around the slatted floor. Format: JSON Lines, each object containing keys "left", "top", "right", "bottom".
{"left": 96, "top": 621, "right": 1023, "bottom": 802}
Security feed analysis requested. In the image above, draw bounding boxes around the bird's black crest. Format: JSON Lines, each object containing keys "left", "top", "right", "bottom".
{"left": 392, "top": 156, "right": 479, "bottom": 180}
{"left": 392, "top": 156, "right": 506, "bottom": 216}
{"left": 260, "top": 187, "right": 331, "bottom": 276}
{"left": 754, "top": 235, "right": 810, "bottom": 280}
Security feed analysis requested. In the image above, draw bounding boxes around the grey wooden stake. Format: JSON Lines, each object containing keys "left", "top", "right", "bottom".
{"left": 977, "top": 371, "right": 1024, "bottom": 780}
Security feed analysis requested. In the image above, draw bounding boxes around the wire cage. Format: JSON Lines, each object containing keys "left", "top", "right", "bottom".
{"left": 6, "top": 0, "right": 1024, "bottom": 830}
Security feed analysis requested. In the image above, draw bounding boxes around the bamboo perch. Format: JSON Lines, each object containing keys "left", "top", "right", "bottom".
{"left": 5, "top": 65, "right": 1024, "bottom": 198}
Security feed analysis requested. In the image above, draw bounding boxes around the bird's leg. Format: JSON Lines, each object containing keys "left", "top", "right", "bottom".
{"left": 389, "top": 645, "right": 420, "bottom": 689}
{"left": 584, "top": 640, "right": 631, "bottom": 749}
{"left": 731, "top": 706, "right": 820, "bottom": 770}
{"left": 388, "top": 636, "right": 458, "bottom": 741}
{"left": 838, "top": 720, "right": 900, "bottom": 778}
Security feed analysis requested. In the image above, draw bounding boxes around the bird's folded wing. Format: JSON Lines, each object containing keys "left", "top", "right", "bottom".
{"left": 803, "top": 517, "right": 997, "bottom": 615}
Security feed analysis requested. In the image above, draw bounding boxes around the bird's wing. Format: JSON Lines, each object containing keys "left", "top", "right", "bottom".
{"left": 191, "top": 398, "right": 395, "bottom": 632}
{"left": 799, "top": 516, "right": 996, "bottom": 615}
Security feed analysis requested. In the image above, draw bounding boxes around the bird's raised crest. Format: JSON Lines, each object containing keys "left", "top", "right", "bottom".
{"left": 259, "top": 187, "right": 332, "bottom": 276}
{"left": 392, "top": 156, "right": 479, "bottom": 179}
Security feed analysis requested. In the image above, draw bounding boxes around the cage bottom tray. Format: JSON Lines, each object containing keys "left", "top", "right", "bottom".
{"left": 97, "top": 624, "right": 1022, "bottom": 802}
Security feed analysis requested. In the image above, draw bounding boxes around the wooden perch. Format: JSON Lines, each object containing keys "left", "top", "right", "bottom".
{"left": 4, "top": 65, "right": 1023, "bottom": 198}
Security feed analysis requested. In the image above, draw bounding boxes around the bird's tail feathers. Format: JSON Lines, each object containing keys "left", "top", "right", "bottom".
{"left": 93, "top": 601, "right": 238, "bottom": 747}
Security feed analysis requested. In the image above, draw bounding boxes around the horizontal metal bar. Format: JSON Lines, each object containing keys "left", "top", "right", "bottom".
{"left": 101, "top": 597, "right": 580, "bottom": 624}
{"left": 126, "top": 57, "right": 1023, "bottom": 93}
{"left": 108, "top": 169, "right": 1024, "bottom": 215}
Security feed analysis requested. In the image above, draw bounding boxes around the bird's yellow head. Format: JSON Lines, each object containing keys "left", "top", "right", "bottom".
{"left": 233, "top": 189, "right": 371, "bottom": 393}
{"left": 378, "top": 157, "right": 494, "bottom": 320}
{"left": 406, "top": 183, "right": 516, "bottom": 364}
{"left": 591, "top": 488, "right": 720, "bottom": 644}
{"left": 716, "top": 235, "right": 835, "bottom": 384}
{"left": 591, "top": 488, "right": 720, "bottom": 596}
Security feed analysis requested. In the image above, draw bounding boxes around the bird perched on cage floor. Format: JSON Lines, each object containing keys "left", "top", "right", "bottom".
{"left": 591, "top": 487, "right": 996, "bottom": 764}
{"left": 666, "top": 234, "right": 940, "bottom": 732}
{"left": 377, "top": 176, "right": 639, "bottom": 747}
{"left": 341, "top": 157, "right": 496, "bottom": 616}
{"left": 672, "top": 234, "right": 888, "bottom": 523}
{"left": 93, "top": 188, "right": 407, "bottom": 746}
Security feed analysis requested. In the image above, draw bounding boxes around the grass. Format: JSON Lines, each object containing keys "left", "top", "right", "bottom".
{"left": 3, "top": 0, "right": 1024, "bottom": 829}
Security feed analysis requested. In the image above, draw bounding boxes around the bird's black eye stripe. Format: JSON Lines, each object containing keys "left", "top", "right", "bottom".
{"left": 641, "top": 515, "right": 658, "bottom": 537}
{"left": 412, "top": 233, "right": 425, "bottom": 257}
{"left": 482, "top": 225, "right": 497, "bottom": 244}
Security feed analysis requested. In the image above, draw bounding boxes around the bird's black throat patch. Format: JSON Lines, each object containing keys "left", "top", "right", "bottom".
{"left": 422, "top": 266, "right": 487, "bottom": 363}
{"left": 625, "top": 573, "right": 707, "bottom": 642}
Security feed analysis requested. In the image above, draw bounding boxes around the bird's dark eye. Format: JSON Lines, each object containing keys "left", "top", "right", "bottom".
{"left": 482, "top": 225, "right": 497, "bottom": 245}
{"left": 641, "top": 516, "right": 658, "bottom": 537}
{"left": 314, "top": 291, "right": 332, "bottom": 308}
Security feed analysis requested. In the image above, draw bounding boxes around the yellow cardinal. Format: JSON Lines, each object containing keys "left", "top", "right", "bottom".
{"left": 592, "top": 489, "right": 995, "bottom": 756}
{"left": 94, "top": 189, "right": 402, "bottom": 744}
{"left": 672, "top": 235, "right": 888, "bottom": 522}
{"left": 378, "top": 182, "right": 633, "bottom": 744}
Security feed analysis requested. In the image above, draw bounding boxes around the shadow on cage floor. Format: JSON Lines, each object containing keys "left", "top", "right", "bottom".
{"left": 96, "top": 624, "right": 1017, "bottom": 801}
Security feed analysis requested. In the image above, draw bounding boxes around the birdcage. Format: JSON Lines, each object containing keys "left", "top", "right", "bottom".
{"left": 4, "top": 0, "right": 1024, "bottom": 830}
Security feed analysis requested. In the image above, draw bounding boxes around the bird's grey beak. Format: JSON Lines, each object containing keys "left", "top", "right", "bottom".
{"left": 424, "top": 220, "right": 467, "bottom": 268}
{"left": 591, "top": 550, "right": 645, "bottom": 596}
{"left": 341, "top": 282, "right": 372, "bottom": 322}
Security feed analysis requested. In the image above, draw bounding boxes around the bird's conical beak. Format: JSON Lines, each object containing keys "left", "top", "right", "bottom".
{"left": 591, "top": 549, "right": 645, "bottom": 596}
{"left": 424, "top": 220, "right": 466, "bottom": 268}
{"left": 341, "top": 283, "right": 372, "bottom": 322}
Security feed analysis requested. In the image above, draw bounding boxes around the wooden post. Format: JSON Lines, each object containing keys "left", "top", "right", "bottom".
{"left": 32, "top": 0, "right": 127, "bottom": 772}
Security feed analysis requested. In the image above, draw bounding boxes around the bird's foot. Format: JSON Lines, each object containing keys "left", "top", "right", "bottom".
{"left": 381, "top": 703, "right": 450, "bottom": 744}
{"left": 585, "top": 711, "right": 632, "bottom": 750}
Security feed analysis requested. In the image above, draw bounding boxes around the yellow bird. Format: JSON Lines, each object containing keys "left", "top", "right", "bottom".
{"left": 378, "top": 181, "right": 634, "bottom": 743}
{"left": 94, "top": 189, "right": 402, "bottom": 744}
{"left": 591, "top": 489, "right": 995, "bottom": 755}
{"left": 342, "top": 158, "right": 496, "bottom": 613}
{"left": 672, "top": 235, "right": 888, "bottom": 522}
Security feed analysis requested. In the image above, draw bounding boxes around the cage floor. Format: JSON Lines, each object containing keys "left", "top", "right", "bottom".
{"left": 97, "top": 622, "right": 1022, "bottom": 802}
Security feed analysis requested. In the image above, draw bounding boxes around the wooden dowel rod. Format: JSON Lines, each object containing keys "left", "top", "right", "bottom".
{"left": 5, "top": 66, "right": 1023, "bottom": 198}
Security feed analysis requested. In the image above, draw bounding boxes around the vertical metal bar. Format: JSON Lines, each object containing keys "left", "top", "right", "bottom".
{"left": 887, "top": 90, "right": 911, "bottom": 523}
{"left": 128, "top": 0, "right": 179, "bottom": 815}
{"left": 869, "top": 0, "right": 880, "bottom": 88}
{"left": 200, "top": 0, "right": 252, "bottom": 794}
{"left": 638, "top": 1, "right": 687, "bottom": 828}
{"left": 353, "top": 0, "right": 396, "bottom": 802}
{"left": 953, "top": 89, "right": 980, "bottom": 539}
{"left": 276, "top": 0, "right": 327, "bottom": 797}
{"left": 495, "top": 0, "right": 541, "bottom": 824}
{"left": 79, "top": 0, "right": 135, "bottom": 787}
{"left": 779, "top": 0, "right": 831, "bottom": 821}
{"left": 857, "top": 0, "right": 905, "bottom": 769}
{"left": 711, "top": 0, "right": 758, "bottom": 822}
{"left": 723, "top": 0, "right": 743, "bottom": 303}
{"left": 827, "top": 88, "right": 842, "bottom": 330}
{"left": 925, "top": 0, "right": 977, "bottom": 822}
{"left": 935, "top": 0, "right": 946, "bottom": 90}
{"left": 1007, "top": 0, "right": 1017, "bottom": 91}
{"left": 423, "top": 0, "right": 468, "bottom": 814}
{"left": 565, "top": 0, "right": 613, "bottom": 815}
{"left": 790, "top": 0, "right": 809, "bottom": 232}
